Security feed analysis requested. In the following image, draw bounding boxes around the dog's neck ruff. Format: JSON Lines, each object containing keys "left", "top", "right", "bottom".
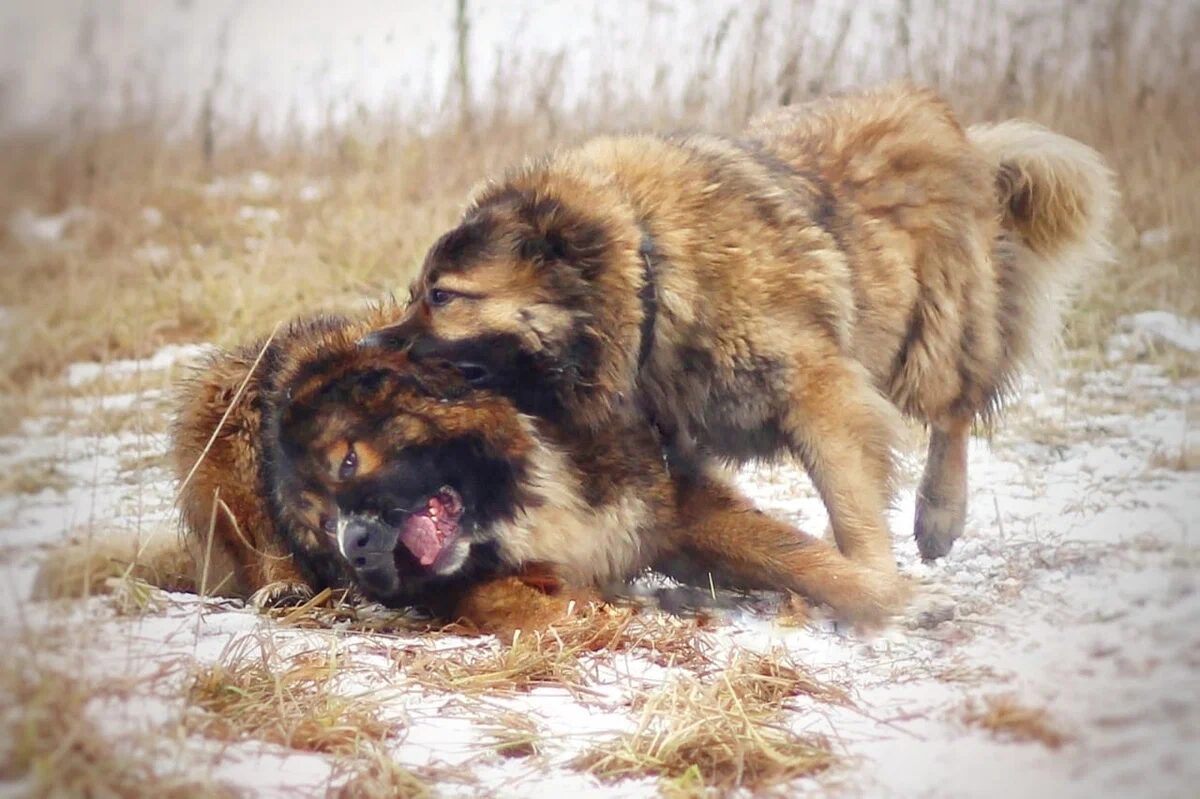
{"left": 637, "top": 230, "right": 659, "bottom": 370}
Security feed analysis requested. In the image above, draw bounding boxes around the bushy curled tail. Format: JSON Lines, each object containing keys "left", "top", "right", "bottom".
{"left": 971, "top": 119, "right": 1117, "bottom": 262}
{"left": 968, "top": 121, "right": 1118, "bottom": 377}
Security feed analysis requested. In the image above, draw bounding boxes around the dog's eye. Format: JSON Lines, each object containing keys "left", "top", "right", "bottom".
{"left": 338, "top": 446, "right": 358, "bottom": 480}
{"left": 428, "top": 287, "right": 456, "bottom": 307}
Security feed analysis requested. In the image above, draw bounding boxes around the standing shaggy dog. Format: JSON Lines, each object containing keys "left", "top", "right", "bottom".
{"left": 368, "top": 83, "right": 1115, "bottom": 579}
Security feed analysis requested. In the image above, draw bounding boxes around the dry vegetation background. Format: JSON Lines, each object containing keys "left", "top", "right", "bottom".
{"left": 1, "top": 0, "right": 1197, "bottom": 405}
{"left": 0, "top": 0, "right": 1197, "bottom": 795}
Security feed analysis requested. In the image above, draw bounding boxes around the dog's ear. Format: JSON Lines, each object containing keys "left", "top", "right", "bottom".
{"left": 425, "top": 215, "right": 496, "bottom": 272}
{"left": 516, "top": 197, "right": 607, "bottom": 276}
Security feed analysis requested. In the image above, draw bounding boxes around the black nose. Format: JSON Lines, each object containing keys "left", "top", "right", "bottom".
{"left": 338, "top": 516, "right": 401, "bottom": 596}
{"left": 338, "top": 517, "right": 397, "bottom": 569}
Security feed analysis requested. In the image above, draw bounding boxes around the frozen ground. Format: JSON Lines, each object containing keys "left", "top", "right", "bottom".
{"left": 0, "top": 322, "right": 1197, "bottom": 798}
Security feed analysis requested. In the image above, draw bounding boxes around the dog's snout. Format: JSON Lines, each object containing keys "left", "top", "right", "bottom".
{"left": 336, "top": 515, "right": 401, "bottom": 596}
{"left": 337, "top": 516, "right": 392, "bottom": 567}
{"left": 358, "top": 326, "right": 410, "bottom": 351}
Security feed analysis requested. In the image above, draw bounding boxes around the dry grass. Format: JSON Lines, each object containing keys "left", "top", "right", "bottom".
{"left": 0, "top": 664, "right": 240, "bottom": 799}
{"left": 331, "top": 748, "right": 432, "bottom": 799}
{"left": 400, "top": 633, "right": 589, "bottom": 696}
{"left": 398, "top": 604, "right": 714, "bottom": 696}
{"left": 573, "top": 649, "right": 843, "bottom": 793}
{"left": 263, "top": 587, "right": 437, "bottom": 635}
{"left": 0, "top": 459, "right": 71, "bottom": 495}
{"left": 186, "top": 636, "right": 401, "bottom": 756}
{"left": 0, "top": 1, "right": 1196, "bottom": 400}
{"left": 478, "top": 709, "right": 545, "bottom": 759}
{"left": 963, "top": 694, "right": 1070, "bottom": 749}
{"left": 1149, "top": 439, "right": 1200, "bottom": 473}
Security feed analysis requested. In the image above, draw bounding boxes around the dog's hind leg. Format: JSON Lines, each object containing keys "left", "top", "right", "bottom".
{"left": 914, "top": 416, "right": 971, "bottom": 560}
{"left": 660, "top": 476, "right": 910, "bottom": 626}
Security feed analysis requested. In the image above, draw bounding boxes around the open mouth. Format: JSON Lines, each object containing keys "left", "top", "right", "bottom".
{"left": 398, "top": 485, "right": 465, "bottom": 568}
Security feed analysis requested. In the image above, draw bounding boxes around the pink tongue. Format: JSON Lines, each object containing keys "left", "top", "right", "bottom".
{"left": 400, "top": 514, "right": 443, "bottom": 567}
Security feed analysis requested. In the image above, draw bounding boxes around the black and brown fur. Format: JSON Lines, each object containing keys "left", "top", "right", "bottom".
{"left": 35, "top": 307, "right": 905, "bottom": 629}
{"left": 368, "top": 83, "right": 1116, "bottom": 574}
{"left": 271, "top": 316, "right": 907, "bottom": 625}
{"left": 33, "top": 310, "right": 405, "bottom": 609}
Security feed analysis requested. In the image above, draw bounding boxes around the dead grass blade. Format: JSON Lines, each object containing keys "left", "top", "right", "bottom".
{"left": 963, "top": 694, "right": 1070, "bottom": 749}
{"left": 478, "top": 709, "right": 544, "bottom": 760}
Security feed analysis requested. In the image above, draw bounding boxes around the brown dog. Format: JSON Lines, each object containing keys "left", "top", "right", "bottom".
{"left": 365, "top": 83, "right": 1115, "bottom": 576}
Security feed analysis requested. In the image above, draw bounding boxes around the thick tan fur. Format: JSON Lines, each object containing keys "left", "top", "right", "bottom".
{"left": 378, "top": 83, "right": 1116, "bottom": 567}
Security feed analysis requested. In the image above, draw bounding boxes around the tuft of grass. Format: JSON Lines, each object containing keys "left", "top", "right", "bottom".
{"left": 573, "top": 649, "right": 841, "bottom": 792}
{"left": 0, "top": 665, "right": 240, "bottom": 799}
{"left": 479, "top": 709, "right": 544, "bottom": 759}
{"left": 0, "top": 459, "right": 71, "bottom": 495}
{"left": 400, "top": 603, "right": 714, "bottom": 696}
{"left": 1149, "top": 439, "right": 1200, "bottom": 473}
{"left": 332, "top": 747, "right": 432, "bottom": 799}
{"left": 186, "top": 637, "right": 400, "bottom": 756}
{"left": 264, "top": 587, "right": 436, "bottom": 634}
{"left": 963, "top": 694, "right": 1069, "bottom": 749}
{"left": 401, "top": 629, "right": 588, "bottom": 696}
{"left": 106, "top": 573, "right": 169, "bottom": 616}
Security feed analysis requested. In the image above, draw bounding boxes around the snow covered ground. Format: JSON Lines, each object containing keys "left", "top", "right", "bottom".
{"left": 0, "top": 322, "right": 1197, "bottom": 798}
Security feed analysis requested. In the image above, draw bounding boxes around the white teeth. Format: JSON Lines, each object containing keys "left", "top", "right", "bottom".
{"left": 335, "top": 517, "right": 350, "bottom": 559}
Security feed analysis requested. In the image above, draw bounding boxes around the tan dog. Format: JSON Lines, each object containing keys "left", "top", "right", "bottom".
{"left": 366, "top": 83, "right": 1115, "bottom": 583}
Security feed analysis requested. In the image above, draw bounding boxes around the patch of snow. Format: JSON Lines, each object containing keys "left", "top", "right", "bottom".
{"left": 1138, "top": 226, "right": 1171, "bottom": 250}
{"left": 237, "top": 205, "right": 282, "bottom": 226}
{"left": 297, "top": 182, "right": 327, "bottom": 203}
{"left": 205, "top": 171, "right": 279, "bottom": 199}
{"left": 140, "top": 206, "right": 164, "bottom": 229}
{"left": 65, "top": 343, "right": 213, "bottom": 386}
{"left": 1107, "top": 310, "right": 1200, "bottom": 361}
{"left": 7, "top": 206, "right": 92, "bottom": 246}
{"left": 245, "top": 171, "right": 279, "bottom": 197}
{"left": 2, "top": 356, "right": 1198, "bottom": 798}
{"left": 133, "top": 243, "right": 172, "bottom": 268}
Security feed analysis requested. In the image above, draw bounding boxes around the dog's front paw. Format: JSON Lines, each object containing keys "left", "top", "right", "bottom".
{"left": 904, "top": 587, "right": 958, "bottom": 630}
{"left": 249, "top": 580, "right": 315, "bottom": 611}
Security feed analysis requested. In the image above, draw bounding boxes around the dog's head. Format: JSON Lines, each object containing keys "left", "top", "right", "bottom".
{"left": 360, "top": 177, "right": 644, "bottom": 426}
{"left": 268, "top": 344, "right": 535, "bottom": 606}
